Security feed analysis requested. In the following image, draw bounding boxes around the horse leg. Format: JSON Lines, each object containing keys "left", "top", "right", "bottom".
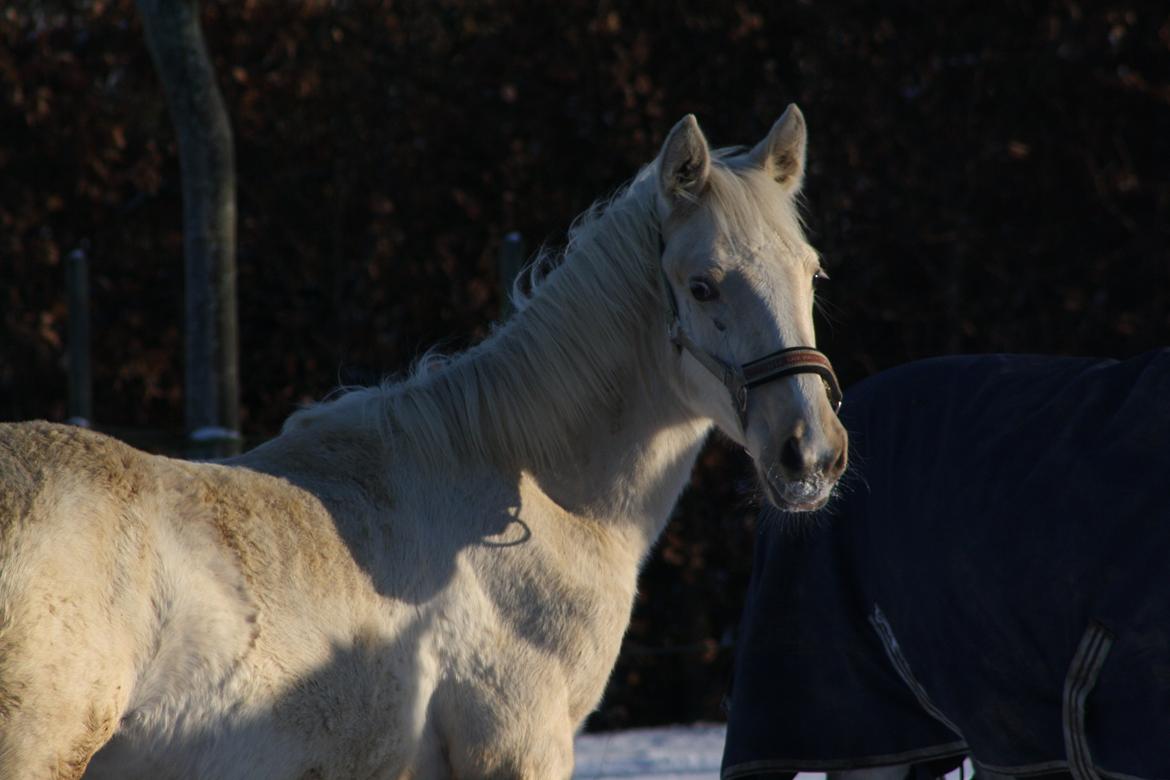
{"left": 434, "top": 676, "right": 575, "bottom": 779}
{"left": 445, "top": 722, "right": 573, "bottom": 780}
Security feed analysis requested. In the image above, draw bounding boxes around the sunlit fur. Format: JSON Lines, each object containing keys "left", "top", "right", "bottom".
{"left": 0, "top": 111, "right": 841, "bottom": 779}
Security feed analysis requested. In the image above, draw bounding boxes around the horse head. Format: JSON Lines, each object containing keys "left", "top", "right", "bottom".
{"left": 656, "top": 107, "right": 847, "bottom": 511}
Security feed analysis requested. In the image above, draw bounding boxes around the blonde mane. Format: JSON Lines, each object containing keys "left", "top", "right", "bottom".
{"left": 286, "top": 153, "right": 800, "bottom": 472}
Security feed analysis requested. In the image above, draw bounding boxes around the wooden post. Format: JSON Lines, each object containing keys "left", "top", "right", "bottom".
{"left": 138, "top": 0, "right": 240, "bottom": 457}
{"left": 65, "top": 248, "right": 91, "bottom": 427}
{"left": 498, "top": 231, "right": 526, "bottom": 319}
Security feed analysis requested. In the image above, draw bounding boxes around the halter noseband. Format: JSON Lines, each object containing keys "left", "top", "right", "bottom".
{"left": 658, "top": 237, "right": 843, "bottom": 429}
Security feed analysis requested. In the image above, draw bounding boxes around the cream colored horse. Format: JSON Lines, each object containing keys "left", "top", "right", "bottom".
{"left": 0, "top": 108, "right": 846, "bottom": 779}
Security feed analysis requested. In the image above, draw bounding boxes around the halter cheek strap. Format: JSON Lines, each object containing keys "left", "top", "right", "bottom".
{"left": 658, "top": 248, "right": 843, "bottom": 428}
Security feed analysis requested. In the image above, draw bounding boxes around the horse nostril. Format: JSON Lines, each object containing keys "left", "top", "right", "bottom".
{"left": 831, "top": 446, "right": 847, "bottom": 476}
{"left": 780, "top": 435, "right": 806, "bottom": 475}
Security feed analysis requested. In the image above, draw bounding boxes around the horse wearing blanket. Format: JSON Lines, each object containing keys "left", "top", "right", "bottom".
{"left": 723, "top": 350, "right": 1170, "bottom": 780}
{"left": 0, "top": 107, "right": 845, "bottom": 779}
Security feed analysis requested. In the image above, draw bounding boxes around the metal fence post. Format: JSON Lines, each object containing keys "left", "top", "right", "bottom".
{"left": 498, "top": 231, "right": 526, "bottom": 319}
{"left": 66, "top": 248, "right": 91, "bottom": 427}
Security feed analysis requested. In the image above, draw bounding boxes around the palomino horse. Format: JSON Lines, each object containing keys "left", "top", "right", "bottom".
{"left": 0, "top": 107, "right": 845, "bottom": 779}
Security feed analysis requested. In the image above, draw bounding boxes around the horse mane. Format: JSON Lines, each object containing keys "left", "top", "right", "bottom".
{"left": 285, "top": 150, "right": 801, "bottom": 472}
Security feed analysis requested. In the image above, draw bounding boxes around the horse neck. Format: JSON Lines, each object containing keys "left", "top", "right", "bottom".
{"left": 276, "top": 176, "right": 713, "bottom": 553}
{"left": 528, "top": 363, "right": 713, "bottom": 552}
{"left": 511, "top": 223, "right": 713, "bottom": 551}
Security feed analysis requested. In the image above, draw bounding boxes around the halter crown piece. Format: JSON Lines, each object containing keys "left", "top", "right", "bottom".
{"left": 658, "top": 237, "right": 843, "bottom": 430}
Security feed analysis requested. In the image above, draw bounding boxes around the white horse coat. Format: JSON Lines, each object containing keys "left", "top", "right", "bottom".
{"left": 0, "top": 108, "right": 845, "bottom": 779}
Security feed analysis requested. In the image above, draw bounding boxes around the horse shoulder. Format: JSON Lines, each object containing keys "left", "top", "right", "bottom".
{"left": 460, "top": 472, "right": 641, "bottom": 719}
{"left": 89, "top": 438, "right": 408, "bottom": 776}
{"left": 156, "top": 453, "right": 390, "bottom": 664}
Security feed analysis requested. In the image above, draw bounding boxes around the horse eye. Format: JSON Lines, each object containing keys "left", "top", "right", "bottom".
{"left": 688, "top": 277, "right": 719, "bottom": 302}
{"left": 812, "top": 269, "right": 830, "bottom": 289}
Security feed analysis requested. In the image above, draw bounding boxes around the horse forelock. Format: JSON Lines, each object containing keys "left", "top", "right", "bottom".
{"left": 706, "top": 149, "right": 808, "bottom": 255}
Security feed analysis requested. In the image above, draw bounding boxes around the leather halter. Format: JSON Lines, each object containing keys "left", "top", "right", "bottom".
{"left": 658, "top": 239, "right": 843, "bottom": 429}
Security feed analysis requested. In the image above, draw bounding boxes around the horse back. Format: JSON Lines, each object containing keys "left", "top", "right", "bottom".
{"left": 0, "top": 421, "right": 154, "bottom": 548}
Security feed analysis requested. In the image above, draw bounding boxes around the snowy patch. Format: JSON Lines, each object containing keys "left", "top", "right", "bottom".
{"left": 574, "top": 724, "right": 726, "bottom": 779}
{"left": 574, "top": 725, "right": 975, "bottom": 780}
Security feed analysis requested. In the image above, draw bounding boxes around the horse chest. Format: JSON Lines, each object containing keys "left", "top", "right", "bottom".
{"left": 444, "top": 517, "right": 638, "bottom": 725}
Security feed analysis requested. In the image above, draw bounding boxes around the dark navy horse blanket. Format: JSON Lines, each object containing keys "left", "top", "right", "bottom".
{"left": 722, "top": 350, "right": 1170, "bottom": 779}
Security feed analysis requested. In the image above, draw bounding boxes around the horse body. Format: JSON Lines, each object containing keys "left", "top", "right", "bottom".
{"left": 1, "top": 419, "right": 640, "bottom": 779}
{"left": 1, "top": 422, "right": 379, "bottom": 778}
{"left": 1, "top": 108, "right": 845, "bottom": 778}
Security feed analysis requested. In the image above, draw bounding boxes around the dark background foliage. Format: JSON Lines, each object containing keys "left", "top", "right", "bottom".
{"left": 2, "top": 0, "right": 1168, "bottom": 730}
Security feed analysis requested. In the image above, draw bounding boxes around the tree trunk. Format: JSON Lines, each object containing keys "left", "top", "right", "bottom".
{"left": 138, "top": 0, "right": 240, "bottom": 455}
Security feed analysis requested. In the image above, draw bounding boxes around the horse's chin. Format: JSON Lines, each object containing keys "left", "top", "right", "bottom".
{"left": 758, "top": 472, "right": 834, "bottom": 513}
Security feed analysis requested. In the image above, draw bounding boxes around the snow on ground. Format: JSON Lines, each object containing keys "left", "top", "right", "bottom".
{"left": 574, "top": 724, "right": 975, "bottom": 780}
{"left": 574, "top": 724, "right": 726, "bottom": 779}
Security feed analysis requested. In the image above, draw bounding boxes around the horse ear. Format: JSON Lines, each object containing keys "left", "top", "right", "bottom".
{"left": 748, "top": 104, "right": 807, "bottom": 192}
{"left": 658, "top": 114, "right": 711, "bottom": 205}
